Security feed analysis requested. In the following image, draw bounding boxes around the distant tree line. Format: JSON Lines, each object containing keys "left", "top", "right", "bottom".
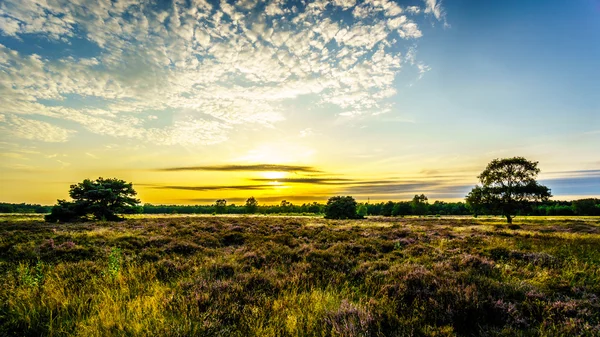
{"left": 141, "top": 200, "right": 325, "bottom": 215}
{"left": 0, "top": 203, "right": 51, "bottom": 213}
{"left": 5, "top": 198, "right": 597, "bottom": 216}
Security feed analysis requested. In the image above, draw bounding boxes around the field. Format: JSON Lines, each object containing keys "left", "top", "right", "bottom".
{"left": 1, "top": 215, "right": 599, "bottom": 336}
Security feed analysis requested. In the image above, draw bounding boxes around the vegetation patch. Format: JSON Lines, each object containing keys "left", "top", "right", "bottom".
{"left": 1, "top": 216, "right": 599, "bottom": 336}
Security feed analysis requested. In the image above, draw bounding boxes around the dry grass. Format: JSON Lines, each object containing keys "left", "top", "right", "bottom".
{"left": 1, "top": 216, "right": 599, "bottom": 336}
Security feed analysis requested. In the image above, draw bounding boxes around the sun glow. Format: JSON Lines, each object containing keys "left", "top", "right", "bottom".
{"left": 262, "top": 171, "right": 287, "bottom": 179}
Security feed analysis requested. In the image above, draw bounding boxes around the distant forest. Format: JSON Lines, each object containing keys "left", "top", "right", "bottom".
{"left": 2, "top": 198, "right": 599, "bottom": 216}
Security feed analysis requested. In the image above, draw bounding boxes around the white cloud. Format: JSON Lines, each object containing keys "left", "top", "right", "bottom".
{"left": 0, "top": 114, "right": 75, "bottom": 142}
{"left": 406, "top": 6, "right": 421, "bottom": 14}
{"left": 0, "top": 0, "right": 445, "bottom": 144}
{"left": 265, "top": 0, "right": 285, "bottom": 16}
{"left": 0, "top": 15, "right": 20, "bottom": 36}
{"left": 423, "top": 0, "right": 445, "bottom": 21}
{"left": 299, "top": 128, "right": 314, "bottom": 138}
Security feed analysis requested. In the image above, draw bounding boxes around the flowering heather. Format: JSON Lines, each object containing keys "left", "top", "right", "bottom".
{"left": 1, "top": 216, "right": 599, "bottom": 336}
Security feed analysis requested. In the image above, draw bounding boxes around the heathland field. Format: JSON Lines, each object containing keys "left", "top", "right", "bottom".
{"left": 1, "top": 216, "right": 599, "bottom": 336}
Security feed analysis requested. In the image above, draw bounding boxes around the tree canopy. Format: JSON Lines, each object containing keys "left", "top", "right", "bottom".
{"left": 324, "top": 196, "right": 362, "bottom": 219}
{"left": 45, "top": 178, "right": 139, "bottom": 222}
{"left": 245, "top": 197, "right": 259, "bottom": 214}
{"left": 466, "top": 157, "right": 551, "bottom": 223}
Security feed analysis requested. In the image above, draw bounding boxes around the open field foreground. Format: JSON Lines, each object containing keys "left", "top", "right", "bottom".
{"left": 1, "top": 216, "right": 599, "bottom": 336}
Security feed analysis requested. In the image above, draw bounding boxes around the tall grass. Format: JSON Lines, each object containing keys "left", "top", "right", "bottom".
{"left": 1, "top": 216, "right": 599, "bottom": 336}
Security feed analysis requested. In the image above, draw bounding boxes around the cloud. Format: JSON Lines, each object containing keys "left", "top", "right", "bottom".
{"left": 186, "top": 195, "right": 331, "bottom": 203}
{"left": 423, "top": 0, "right": 445, "bottom": 21}
{"left": 151, "top": 184, "right": 273, "bottom": 191}
{"left": 0, "top": 0, "right": 445, "bottom": 144}
{"left": 251, "top": 177, "right": 352, "bottom": 184}
{"left": 155, "top": 164, "right": 321, "bottom": 173}
{"left": 544, "top": 169, "right": 600, "bottom": 178}
{"left": 0, "top": 114, "right": 75, "bottom": 142}
{"left": 541, "top": 177, "right": 600, "bottom": 196}
{"left": 299, "top": 128, "right": 313, "bottom": 138}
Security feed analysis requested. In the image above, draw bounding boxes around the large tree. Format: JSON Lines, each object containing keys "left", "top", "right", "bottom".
{"left": 45, "top": 177, "right": 139, "bottom": 222}
{"left": 466, "top": 157, "right": 551, "bottom": 223}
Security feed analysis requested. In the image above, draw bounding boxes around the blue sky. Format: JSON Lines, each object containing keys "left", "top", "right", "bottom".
{"left": 0, "top": 0, "right": 598, "bottom": 204}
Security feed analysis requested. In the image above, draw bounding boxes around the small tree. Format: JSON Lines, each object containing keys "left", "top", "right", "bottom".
{"left": 324, "top": 196, "right": 362, "bottom": 219}
{"left": 410, "top": 194, "right": 429, "bottom": 215}
{"left": 245, "top": 197, "right": 258, "bottom": 214}
{"left": 466, "top": 157, "right": 552, "bottom": 223}
{"left": 215, "top": 199, "right": 227, "bottom": 214}
{"left": 45, "top": 177, "right": 139, "bottom": 222}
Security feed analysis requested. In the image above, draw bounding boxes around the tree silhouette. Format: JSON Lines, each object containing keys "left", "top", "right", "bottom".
{"left": 466, "top": 157, "right": 551, "bottom": 223}
{"left": 45, "top": 177, "right": 139, "bottom": 222}
{"left": 245, "top": 197, "right": 258, "bottom": 214}
{"left": 324, "top": 196, "right": 362, "bottom": 219}
{"left": 411, "top": 194, "right": 429, "bottom": 215}
{"left": 215, "top": 199, "right": 227, "bottom": 214}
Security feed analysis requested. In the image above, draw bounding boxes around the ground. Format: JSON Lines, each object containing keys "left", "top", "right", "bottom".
{"left": 1, "top": 215, "right": 599, "bottom": 336}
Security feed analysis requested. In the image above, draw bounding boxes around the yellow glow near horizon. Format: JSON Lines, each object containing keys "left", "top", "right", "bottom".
{"left": 262, "top": 171, "right": 287, "bottom": 179}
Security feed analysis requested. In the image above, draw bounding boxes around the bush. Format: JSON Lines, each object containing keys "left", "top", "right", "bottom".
{"left": 324, "top": 196, "right": 363, "bottom": 220}
{"left": 45, "top": 200, "right": 86, "bottom": 223}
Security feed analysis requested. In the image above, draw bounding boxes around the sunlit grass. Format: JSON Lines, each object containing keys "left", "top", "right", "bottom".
{"left": 1, "top": 216, "right": 599, "bottom": 336}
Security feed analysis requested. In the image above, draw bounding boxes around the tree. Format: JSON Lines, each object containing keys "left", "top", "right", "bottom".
{"left": 245, "top": 197, "right": 258, "bottom": 214}
{"left": 215, "top": 199, "right": 227, "bottom": 214}
{"left": 45, "top": 177, "right": 139, "bottom": 222}
{"left": 381, "top": 201, "right": 395, "bottom": 216}
{"left": 466, "top": 157, "right": 552, "bottom": 223}
{"left": 357, "top": 203, "right": 368, "bottom": 217}
{"left": 324, "top": 196, "right": 362, "bottom": 219}
{"left": 280, "top": 200, "right": 292, "bottom": 213}
{"left": 410, "top": 194, "right": 429, "bottom": 215}
{"left": 392, "top": 201, "right": 411, "bottom": 217}
{"left": 572, "top": 198, "right": 600, "bottom": 216}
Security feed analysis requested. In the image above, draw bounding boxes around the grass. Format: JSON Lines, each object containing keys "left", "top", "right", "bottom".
{"left": 1, "top": 216, "right": 599, "bottom": 336}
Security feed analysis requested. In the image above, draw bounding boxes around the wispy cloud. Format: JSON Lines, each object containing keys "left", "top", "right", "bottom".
{"left": 150, "top": 184, "right": 273, "bottom": 191}
{"left": 541, "top": 177, "right": 600, "bottom": 196}
{"left": 186, "top": 195, "right": 332, "bottom": 204}
{"left": 544, "top": 169, "right": 600, "bottom": 178}
{"left": 0, "top": 0, "right": 445, "bottom": 145}
{"left": 250, "top": 177, "right": 415, "bottom": 186}
{"left": 155, "top": 164, "right": 321, "bottom": 173}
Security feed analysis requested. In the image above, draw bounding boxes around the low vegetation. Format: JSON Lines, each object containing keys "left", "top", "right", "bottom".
{"left": 4, "top": 199, "right": 599, "bottom": 217}
{"left": 1, "top": 216, "right": 599, "bottom": 336}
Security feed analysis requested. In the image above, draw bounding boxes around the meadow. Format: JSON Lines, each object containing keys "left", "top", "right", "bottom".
{"left": 1, "top": 215, "right": 599, "bottom": 336}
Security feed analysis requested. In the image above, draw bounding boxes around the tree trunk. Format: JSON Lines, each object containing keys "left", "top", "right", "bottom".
{"left": 506, "top": 215, "right": 512, "bottom": 224}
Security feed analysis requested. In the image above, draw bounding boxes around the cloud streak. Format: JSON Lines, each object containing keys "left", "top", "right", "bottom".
{"left": 150, "top": 184, "right": 274, "bottom": 191}
{"left": 250, "top": 177, "right": 352, "bottom": 184}
{"left": 156, "top": 164, "right": 321, "bottom": 173}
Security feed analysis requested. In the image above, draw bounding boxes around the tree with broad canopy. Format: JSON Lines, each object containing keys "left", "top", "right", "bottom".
{"left": 324, "top": 196, "right": 363, "bottom": 219}
{"left": 466, "top": 157, "right": 551, "bottom": 223}
{"left": 45, "top": 177, "right": 139, "bottom": 222}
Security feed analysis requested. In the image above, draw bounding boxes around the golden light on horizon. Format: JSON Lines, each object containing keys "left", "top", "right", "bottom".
{"left": 262, "top": 171, "right": 287, "bottom": 180}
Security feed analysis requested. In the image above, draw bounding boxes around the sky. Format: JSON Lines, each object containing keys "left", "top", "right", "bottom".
{"left": 0, "top": 0, "right": 599, "bottom": 205}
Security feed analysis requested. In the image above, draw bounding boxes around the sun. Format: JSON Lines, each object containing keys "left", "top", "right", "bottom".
{"left": 262, "top": 171, "right": 287, "bottom": 180}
